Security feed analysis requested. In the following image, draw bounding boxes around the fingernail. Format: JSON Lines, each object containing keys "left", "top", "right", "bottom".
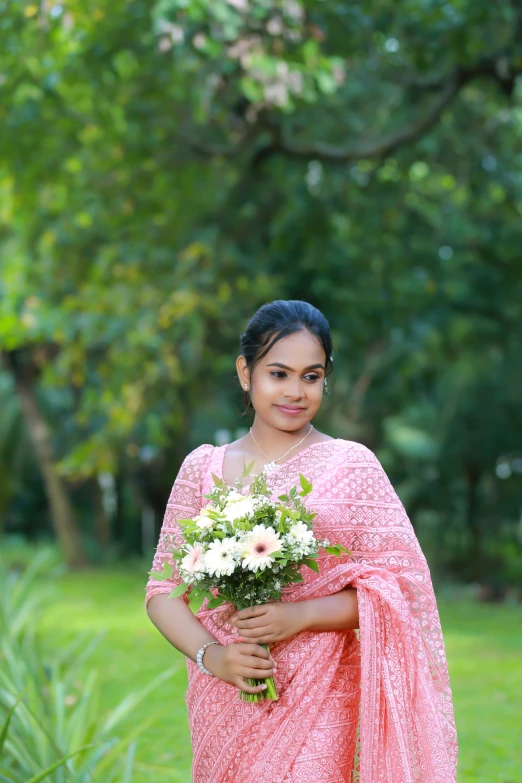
{"left": 261, "top": 684, "right": 267, "bottom": 689}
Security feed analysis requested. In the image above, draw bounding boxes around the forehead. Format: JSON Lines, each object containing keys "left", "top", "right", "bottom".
{"left": 261, "top": 330, "right": 326, "bottom": 365}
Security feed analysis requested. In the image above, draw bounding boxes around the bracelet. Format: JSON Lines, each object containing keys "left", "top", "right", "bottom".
{"left": 196, "top": 640, "right": 221, "bottom": 676}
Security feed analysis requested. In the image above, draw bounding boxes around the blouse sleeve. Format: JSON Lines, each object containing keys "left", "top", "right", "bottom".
{"left": 145, "top": 443, "right": 214, "bottom": 608}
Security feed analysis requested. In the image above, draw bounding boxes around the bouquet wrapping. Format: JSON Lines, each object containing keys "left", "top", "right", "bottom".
{"left": 150, "top": 461, "right": 349, "bottom": 701}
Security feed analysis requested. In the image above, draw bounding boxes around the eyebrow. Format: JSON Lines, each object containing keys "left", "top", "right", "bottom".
{"left": 266, "top": 362, "right": 325, "bottom": 371}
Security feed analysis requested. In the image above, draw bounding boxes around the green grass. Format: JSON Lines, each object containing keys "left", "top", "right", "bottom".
{"left": 37, "top": 569, "right": 522, "bottom": 783}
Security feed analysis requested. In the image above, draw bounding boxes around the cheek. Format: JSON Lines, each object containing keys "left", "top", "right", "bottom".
{"left": 252, "top": 376, "right": 279, "bottom": 400}
{"left": 308, "top": 385, "right": 324, "bottom": 405}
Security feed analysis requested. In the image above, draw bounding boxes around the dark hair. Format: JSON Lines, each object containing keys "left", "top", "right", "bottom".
{"left": 239, "top": 300, "right": 334, "bottom": 412}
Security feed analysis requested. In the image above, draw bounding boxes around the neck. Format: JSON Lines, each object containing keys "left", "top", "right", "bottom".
{"left": 249, "top": 417, "right": 313, "bottom": 456}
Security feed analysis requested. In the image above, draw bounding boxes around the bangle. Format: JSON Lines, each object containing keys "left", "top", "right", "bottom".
{"left": 196, "top": 640, "right": 221, "bottom": 675}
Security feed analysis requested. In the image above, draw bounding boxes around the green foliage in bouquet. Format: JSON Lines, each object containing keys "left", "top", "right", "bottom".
{"left": 151, "top": 466, "right": 349, "bottom": 615}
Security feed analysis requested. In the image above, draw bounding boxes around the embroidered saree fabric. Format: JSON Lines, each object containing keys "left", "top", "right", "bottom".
{"left": 145, "top": 439, "right": 458, "bottom": 783}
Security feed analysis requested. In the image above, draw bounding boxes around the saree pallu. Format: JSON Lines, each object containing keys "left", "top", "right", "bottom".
{"left": 146, "top": 440, "right": 458, "bottom": 783}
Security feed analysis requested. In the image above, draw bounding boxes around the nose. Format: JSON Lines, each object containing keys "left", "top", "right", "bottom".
{"left": 284, "top": 377, "right": 304, "bottom": 400}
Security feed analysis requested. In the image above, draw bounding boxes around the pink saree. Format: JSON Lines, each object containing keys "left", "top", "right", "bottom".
{"left": 146, "top": 439, "right": 458, "bottom": 783}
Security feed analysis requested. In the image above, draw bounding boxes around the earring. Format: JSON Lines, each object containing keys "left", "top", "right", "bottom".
{"left": 244, "top": 384, "right": 249, "bottom": 390}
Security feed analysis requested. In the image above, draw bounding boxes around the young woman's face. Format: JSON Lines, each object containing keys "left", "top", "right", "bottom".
{"left": 243, "top": 329, "right": 327, "bottom": 431}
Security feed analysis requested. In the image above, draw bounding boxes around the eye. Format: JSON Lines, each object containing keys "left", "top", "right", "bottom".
{"left": 270, "top": 371, "right": 287, "bottom": 379}
{"left": 304, "top": 374, "right": 320, "bottom": 382}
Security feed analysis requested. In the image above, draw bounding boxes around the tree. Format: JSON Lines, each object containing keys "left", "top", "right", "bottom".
{"left": 0, "top": 0, "right": 521, "bottom": 581}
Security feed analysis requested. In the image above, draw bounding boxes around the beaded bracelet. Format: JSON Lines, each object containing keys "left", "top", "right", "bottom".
{"left": 196, "top": 640, "right": 221, "bottom": 675}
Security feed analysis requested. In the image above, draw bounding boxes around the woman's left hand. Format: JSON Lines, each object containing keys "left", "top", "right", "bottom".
{"left": 230, "top": 601, "right": 309, "bottom": 645}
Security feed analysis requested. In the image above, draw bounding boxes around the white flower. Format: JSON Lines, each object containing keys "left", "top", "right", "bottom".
{"left": 180, "top": 543, "right": 206, "bottom": 576}
{"left": 225, "top": 489, "right": 243, "bottom": 502}
{"left": 242, "top": 525, "right": 282, "bottom": 571}
{"left": 205, "top": 539, "right": 237, "bottom": 577}
{"left": 222, "top": 495, "right": 256, "bottom": 523}
{"left": 288, "top": 521, "right": 314, "bottom": 546}
{"left": 195, "top": 516, "right": 214, "bottom": 530}
{"left": 194, "top": 504, "right": 221, "bottom": 530}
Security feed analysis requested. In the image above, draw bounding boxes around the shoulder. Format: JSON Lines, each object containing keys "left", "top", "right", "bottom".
{"left": 331, "top": 438, "right": 381, "bottom": 466}
{"left": 179, "top": 443, "right": 215, "bottom": 476}
{"left": 331, "top": 439, "right": 403, "bottom": 504}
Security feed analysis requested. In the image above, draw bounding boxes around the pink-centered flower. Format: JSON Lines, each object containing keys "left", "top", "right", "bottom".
{"left": 181, "top": 543, "right": 206, "bottom": 575}
{"left": 242, "top": 525, "right": 282, "bottom": 572}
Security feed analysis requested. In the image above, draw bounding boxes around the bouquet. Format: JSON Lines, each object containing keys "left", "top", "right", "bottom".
{"left": 150, "top": 461, "right": 349, "bottom": 701}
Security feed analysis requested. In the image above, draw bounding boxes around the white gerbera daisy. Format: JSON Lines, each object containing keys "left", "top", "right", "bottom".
{"left": 205, "top": 539, "right": 237, "bottom": 577}
{"left": 222, "top": 495, "right": 256, "bottom": 523}
{"left": 288, "top": 521, "right": 314, "bottom": 546}
{"left": 242, "top": 525, "right": 282, "bottom": 572}
{"left": 180, "top": 543, "right": 206, "bottom": 575}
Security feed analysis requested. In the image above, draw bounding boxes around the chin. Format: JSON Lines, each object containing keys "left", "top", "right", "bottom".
{"left": 273, "top": 415, "right": 313, "bottom": 431}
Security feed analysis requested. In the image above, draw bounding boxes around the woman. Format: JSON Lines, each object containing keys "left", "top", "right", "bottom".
{"left": 146, "top": 300, "right": 458, "bottom": 783}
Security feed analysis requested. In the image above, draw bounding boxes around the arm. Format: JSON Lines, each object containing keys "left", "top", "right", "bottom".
{"left": 303, "top": 586, "right": 359, "bottom": 632}
{"left": 232, "top": 586, "right": 359, "bottom": 644}
{"left": 147, "top": 594, "right": 277, "bottom": 693}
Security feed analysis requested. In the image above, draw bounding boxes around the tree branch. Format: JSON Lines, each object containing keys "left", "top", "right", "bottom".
{"left": 260, "top": 57, "right": 522, "bottom": 163}
{"left": 185, "top": 54, "right": 522, "bottom": 165}
{"left": 276, "top": 72, "right": 463, "bottom": 162}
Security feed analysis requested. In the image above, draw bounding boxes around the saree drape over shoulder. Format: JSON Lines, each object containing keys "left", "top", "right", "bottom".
{"left": 146, "top": 439, "right": 458, "bottom": 783}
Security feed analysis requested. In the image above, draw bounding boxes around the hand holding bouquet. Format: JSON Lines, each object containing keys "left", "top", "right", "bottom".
{"left": 150, "top": 462, "right": 349, "bottom": 701}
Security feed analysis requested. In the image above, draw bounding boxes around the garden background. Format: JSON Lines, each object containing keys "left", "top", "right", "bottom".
{"left": 0, "top": 1, "right": 521, "bottom": 781}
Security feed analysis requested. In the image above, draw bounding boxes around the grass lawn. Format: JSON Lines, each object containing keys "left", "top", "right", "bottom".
{"left": 38, "top": 569, "right": 522, "bottom": 783}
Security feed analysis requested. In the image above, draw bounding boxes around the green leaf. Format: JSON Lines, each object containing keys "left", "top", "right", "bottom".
{"left": 24, "top": 745, "right": 96, "bottom": 783}
{"left": 324, "top": 545, "right": 340, "bottom": 555}
{"left": 299, "top": 473, "right": 313, "bottom": 495}
{"left": 148, "top": 561, "right": 173, "bottom": 580}
{"left": 168, "top": 582, "right": 189, "bottom": 598}
{"left": 242, "top": 459, "right": 256, "bottom": 478}
{"left": 316, "top": 70, "right": 338, "bottom": 95}
{"left": 212, "top": 472, "right": 227, "bottom": 489}
{"left": 121, "top": 741, "right": 137, "bottom": 783}
{"left": 205, "top": 596, "right": 226, "bottom": 609}
{"left": 303, "top": 558, "right": 320, "bottom": 573}
{"left": 324, "top": 545, "right": 351, "bottom": 557}
{"left": 188, "top": 590, "right": 208, "bottom": 614}
{"left": 0, "top": 692, "right": 25, "bottom": 754}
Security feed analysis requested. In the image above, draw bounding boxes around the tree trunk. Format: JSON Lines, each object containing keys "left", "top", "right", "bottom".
{"left": 4, "top": 352, "right": 88, "bottom": 568}
{"left": 91, "top": 477, "right": 111, "bottom": 555}
{"left": 465, "top": 463, "right": 481, "bottom": 582}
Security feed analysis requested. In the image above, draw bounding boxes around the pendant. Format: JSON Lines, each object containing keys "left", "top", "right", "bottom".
{"left": 263, "top": 461, "right": 278, "bottom": 474}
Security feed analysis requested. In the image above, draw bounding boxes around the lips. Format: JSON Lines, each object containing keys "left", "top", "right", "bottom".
{"left": 276, "top": 405, "right": 305, "bottom": 414}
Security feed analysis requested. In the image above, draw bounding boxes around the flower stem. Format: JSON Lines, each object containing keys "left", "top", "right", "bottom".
{"left": 239, "top": 644, "right": 278, "bottom": 702}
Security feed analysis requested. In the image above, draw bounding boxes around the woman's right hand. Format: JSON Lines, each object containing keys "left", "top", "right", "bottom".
{"left": 203, "top": 642, "right": 277, "bottom": 695}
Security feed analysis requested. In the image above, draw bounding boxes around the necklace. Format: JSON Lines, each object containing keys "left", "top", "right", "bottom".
{"left": 249, "top": 423, "right": 314, "bottom": 473}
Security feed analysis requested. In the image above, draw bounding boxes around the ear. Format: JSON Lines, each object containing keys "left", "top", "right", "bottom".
{"left": 236, "top": 355, "right": 250, "bottom": 389}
